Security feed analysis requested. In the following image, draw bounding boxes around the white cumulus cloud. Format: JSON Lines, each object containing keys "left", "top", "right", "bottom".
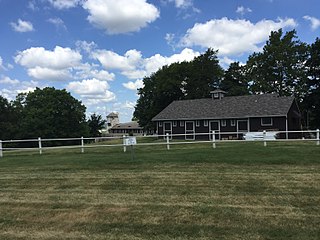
{"left": 10, "top": 19, "right": 34, "bottom": 32}
{"left": 180, "top": 17, "right": 297, "bottom": 56}
{"left": 15, "top": 46, "right": 82, "bottom": 69}
{"left": 28, "top": 67, "right": 71, "bottom": 81}
{"left": 303, "top": 15, "right": 320, "bottom": 30}
{"left": 123, "top": 79, "right": 144, "bottom": 91}
{"left": 67, "top": 78, "right": 116, "bottom": 104}
{"left": 15, "top": 46, "right": 82, "bottom": 81}
{"left": 83, "top": 0, "right": 160, "bottom": 34}
{"left": 92, "top": 48, "right": 199, "bottom": 79}
{"left": 0, "top": 76, "right": 20, "bottom": 85}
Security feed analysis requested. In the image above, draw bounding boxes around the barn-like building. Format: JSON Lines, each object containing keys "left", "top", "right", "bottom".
{"left": 152, "top": 90, "right": 302, "bottom": 140}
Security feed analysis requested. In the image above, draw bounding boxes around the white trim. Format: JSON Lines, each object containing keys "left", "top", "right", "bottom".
{"left": 185, "top": 121, "right": 195, "bottom": 140}
{"left": 196, "top": 120, "right": 200, "bottom": 127}
{"left": 261, "top": 117, "right": 273, "bottom": 126}
{"left": 180, "top": 121, "right": 184, "bottom": 127}
{"left": 204, "top": 120, "right": 208, "bottom": 127}
{"left": 231, "top": 119, "right": 236, "bottom": 127}
{"left": 221, "top": 119, "right": 226, "bottom": 127}
{"left": 159, "top": 122, "right": 162, "bottom": 127}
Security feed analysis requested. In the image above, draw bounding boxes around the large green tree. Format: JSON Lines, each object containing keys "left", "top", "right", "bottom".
{"left": 303, "top": 38, "right": 320, "bottom": 128}
{"left": 0, "top": 96, "right": 19, "bottom": 140}
{"left": 87, "top": 113, "right": 106, "bottom": 137}
{"left": 19, "top": 87, "right": 88, "bottom": 139}
{"left": 183, "top": 48, "right": 224, "bottom": 99}
{"left": 220, "top": 62, "right": 249, "bottom": 96}
{"left": 246, "top": 29, "right": 308, "bottom": 101}
{"left": 134, "top": 48, "right": 224, "bottom": 130}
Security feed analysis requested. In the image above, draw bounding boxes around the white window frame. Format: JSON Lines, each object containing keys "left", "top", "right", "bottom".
{"left": 159, "top": 122, "right": 162, "bottom": 127}
{"left": 173, "top": 121, "right": 177, "bottom": 127}
{"left": 196, "top": 120, "right": 200, "bottom": 127}
{"left": 180, "top": 121, "right": 185, "bottom": 127}
{"left": 231, "top": 119, "right": 236, "bottom": 127}
{"left": 261, "top": 117, "right": 273, "bottom": 126}
{"left": 221, "top": 119, "right": 226, "bottom": 127}
{"left": 204, "top": 120, "right": 208, "bottom": 127}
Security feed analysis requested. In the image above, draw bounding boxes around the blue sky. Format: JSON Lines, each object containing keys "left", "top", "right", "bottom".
{"left": 0, "top": 0, "right": 319, "bottom": 123}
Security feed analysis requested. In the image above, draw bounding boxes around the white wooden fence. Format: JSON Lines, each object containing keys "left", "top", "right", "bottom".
{"left": 0, "top": 129, "right": 319, "bottom": 157}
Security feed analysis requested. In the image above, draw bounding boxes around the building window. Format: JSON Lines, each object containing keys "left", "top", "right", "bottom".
{"left": 159, "top": 122, "right": 162, "bottom": 127}
{"left": 221, "top": 119, "right": 226, "bottom": 127}
{"left": 196, "top": 120, "right": 200, "bottom": 127}
{"left": 231, "top": 119, "right": 236, "bottom": 126}
{"left": 261, "top": 117, "right": 273, "bottom": 126}
{"left": 173, "top": 121, "right": 177, "bottom": 127}
{"left": 180, "top": 121, "right": 184, "bottom": 127}
{"left": 204, "top": 120, "right": 208, "bottom": 127}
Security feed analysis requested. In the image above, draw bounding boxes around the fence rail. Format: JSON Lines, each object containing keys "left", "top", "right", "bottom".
{"left": 0, "top": 129, "right": 319, "bottom": 157}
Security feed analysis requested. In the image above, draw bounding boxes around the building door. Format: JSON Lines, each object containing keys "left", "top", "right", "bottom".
{"left": 209, "top": 120, "right": 220, "bottom": 140}
{"left": 237, "top": 119, "right": 248, "bottom": 139}
{"left": 163, "top": 121, "right": 172, "bottom": 139}
{"left": 237, "top": 120, "right": 248, "bottom": 132}
{"left": 185, "top": 121, "right": 195, "bottom": 140}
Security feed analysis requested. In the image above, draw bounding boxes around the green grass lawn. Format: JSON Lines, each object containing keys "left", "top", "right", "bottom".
{"left": 0, "top": 142, "right": 319, "bottom": 239}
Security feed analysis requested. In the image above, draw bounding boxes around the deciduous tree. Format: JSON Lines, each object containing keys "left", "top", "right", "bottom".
{"left": 134, "top": 48, "right": 224, "bottom": 130}
{"left": 221, "top": 62, "right": 249, "bottom": 96}
{"left": 246, "top": 29, "right": 308, "bottom": 101}
{"left": 87, "top": 113, "right": 106, "bottom": 136}
{"left": 19, "top": 87, "right": 88, "bottom": 139}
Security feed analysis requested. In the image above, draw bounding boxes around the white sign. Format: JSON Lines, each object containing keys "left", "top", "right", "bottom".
{"left": 125, "top": 137, "right": 137, "bottom": 146}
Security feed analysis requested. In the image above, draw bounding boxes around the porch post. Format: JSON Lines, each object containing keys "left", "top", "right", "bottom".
{"left": 166, "top": 133, "right": 170, "bottom": 150}
{"left": 263, "top": 130, "right": 267, "bottom": 147}
{"left": 317, "top": 129, "right": 319, "bottom": 146}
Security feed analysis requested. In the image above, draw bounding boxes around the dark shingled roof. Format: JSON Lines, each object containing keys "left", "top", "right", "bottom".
{"left": 152, "top": 94, "right": 295, "bottom": 121}
{"left": 111, "top": 121, "right": 142, "bottom": 130}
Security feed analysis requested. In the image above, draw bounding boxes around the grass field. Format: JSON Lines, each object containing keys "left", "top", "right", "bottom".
{"left": 0, "top": 141, "right": 320, "bottom": 239}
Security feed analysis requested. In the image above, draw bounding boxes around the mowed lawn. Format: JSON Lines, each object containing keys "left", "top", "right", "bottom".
{"left": 0, "top": 141, "right": 319, "bottom": 239}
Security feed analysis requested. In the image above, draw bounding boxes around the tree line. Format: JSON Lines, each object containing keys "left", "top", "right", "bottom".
{"left": 0, "top": 87, "right": 105, "bottom": 140}
{"left": 134, "top": 29, "right": 320, "bottom": 130}
{"left": 1, "top": 29, "right": 319, "bottom": 140}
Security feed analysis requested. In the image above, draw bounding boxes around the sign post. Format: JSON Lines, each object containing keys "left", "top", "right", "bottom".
{"left": 124, "top": 136, "right": 137, "bottom": 160}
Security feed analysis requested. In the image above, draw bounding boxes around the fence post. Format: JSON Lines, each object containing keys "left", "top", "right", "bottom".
{"left": 123, "top": 135, "right": 127, "bottom": 152}
{"left": 81, "top": 136, "right": 84, "bottom": 153}
{"left": 166, "top": 133, "right": 170, "bottom": 150}
{"left": 38, "top": 137, "right": 42, "bottom": 155}
{"left": 212, "top": 130, "right": 216, "bottom": 149}
{"left": 317, "top": 129, "right": 319, "bottom": 146}
{"left": 263, "top": 130, "right": 267, "bottom": 147}
{"left": 0, "top": 140, "right": 3, "bottom": 158}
